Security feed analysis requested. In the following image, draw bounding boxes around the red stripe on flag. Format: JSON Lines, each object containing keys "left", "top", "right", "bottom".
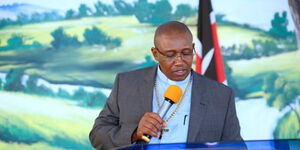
{"left": 195, "top": 54, "right": 202, "bottom": 74}
{"left": 211, "top": 23, "right": 226, "bottom": 82}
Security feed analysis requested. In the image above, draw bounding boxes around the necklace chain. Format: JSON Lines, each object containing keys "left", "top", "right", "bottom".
{"left": 154, "top": 75, "right": 192, "bottom": 123}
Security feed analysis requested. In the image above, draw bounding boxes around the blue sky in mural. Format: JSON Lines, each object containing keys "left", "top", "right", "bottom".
{"left": 212, "top": 0, "right": 294, "bottom": 30}
{"left": 0, "top": 0, "right": 294, "bottom": 30}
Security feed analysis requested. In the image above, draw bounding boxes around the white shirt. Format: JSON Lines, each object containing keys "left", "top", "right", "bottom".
{"left": 149, "top": 66, "right": 192, "bottom": 144}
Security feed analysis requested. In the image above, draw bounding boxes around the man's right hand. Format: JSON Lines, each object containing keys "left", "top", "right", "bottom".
{"left": 131, "top": 112, "right": 166, "bottom": 142}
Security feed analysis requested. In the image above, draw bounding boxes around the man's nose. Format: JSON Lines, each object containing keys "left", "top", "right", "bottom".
{"left": 173, "top": 53, "right": 184, "bottom": 65}
{"left": 174, "top": 53, "right": 184, "bottom": 60}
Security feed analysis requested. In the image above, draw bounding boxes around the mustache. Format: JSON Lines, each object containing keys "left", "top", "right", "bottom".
{"left": 171, "top": 68, "right": 190, "bottom": 72}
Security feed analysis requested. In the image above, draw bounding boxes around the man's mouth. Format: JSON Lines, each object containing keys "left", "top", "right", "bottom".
{"left": 173, "top": 69, "right": 187, "bottom": 76}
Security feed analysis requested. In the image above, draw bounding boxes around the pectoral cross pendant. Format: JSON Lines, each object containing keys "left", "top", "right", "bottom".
{"left": 159, "top": 128, "right": 169, "bottom": 140}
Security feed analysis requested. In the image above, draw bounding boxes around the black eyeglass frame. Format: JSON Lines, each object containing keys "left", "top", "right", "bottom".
{"left": 154, "top": 47, "right": 195, "bottom": 60}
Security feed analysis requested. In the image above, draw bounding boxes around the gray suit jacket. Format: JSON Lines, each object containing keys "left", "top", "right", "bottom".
{"left": 89, "top": 65, "right": 243, "bottom": 150}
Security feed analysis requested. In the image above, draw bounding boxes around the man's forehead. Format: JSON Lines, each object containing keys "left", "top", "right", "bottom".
{"left": 156, "top": 36, "right": 193, "bottom": 52}
{"left": 156, "top": 32, "right": 193, "bottom": 45}
{"left": 154, "top": 21, "right": 193, "bottom": 47}
{"left": 155, "top": 27, "right": 189, "bottom": 37}
{"left": 155, "top": 30, "right": 193, "bottom": 43}
{"left": 157, "top": 32, "right": 191, "bottom": 39}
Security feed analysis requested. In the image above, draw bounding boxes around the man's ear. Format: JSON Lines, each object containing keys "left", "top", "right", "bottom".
{"left": 151, "top": 47, "right": 159, "bottom": 61}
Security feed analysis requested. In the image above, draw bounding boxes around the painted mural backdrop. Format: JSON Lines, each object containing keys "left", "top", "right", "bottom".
{"left": 0, "top": 0, "right": 299, "bottom": 149}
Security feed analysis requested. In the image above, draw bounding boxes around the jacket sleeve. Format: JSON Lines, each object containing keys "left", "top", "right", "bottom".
{"left": 89, "top": 74, "right": 138, "bottom": 150}
{"left": 221, "top": 89, "right": 244, "bottom": 142}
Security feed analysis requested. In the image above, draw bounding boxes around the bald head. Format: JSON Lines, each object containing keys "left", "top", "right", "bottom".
{"left": 154, "top": 21, "right": 193, "bottom": 48}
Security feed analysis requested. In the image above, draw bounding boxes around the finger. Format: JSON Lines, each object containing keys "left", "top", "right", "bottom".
{"left": 143, "top": 117, "right": 162, "bottom": 132}
{"left": 140, "top": 119, "right": 160, "bottom": 134}
{"left": 137, "top": 112, "right": 164, "bottom": 137}
{"left": 137, "top": 126, "right": 158, "bottom": 137}
{"left": 147, "top": 113, "right": 164, "bottom": 124}
{"left": 141, "top": 113, "right": 163, "bottom": 131}
{"left": 162, "top": 120, "right": 167, "bottom": 127}
{"left": 142, "top": 127, "right": 158, "bottom": 137}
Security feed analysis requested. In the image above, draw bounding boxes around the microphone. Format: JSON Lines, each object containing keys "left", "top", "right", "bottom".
{"left": 141, "top": 85, "right": 182, "bottom": 143}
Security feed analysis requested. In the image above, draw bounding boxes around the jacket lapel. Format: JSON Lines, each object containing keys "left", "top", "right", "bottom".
{"left": 187, "top": 72, "right": 208, "bottom": 142}
{"left": 139, "top": 65, "right": 157, "bottom": 113}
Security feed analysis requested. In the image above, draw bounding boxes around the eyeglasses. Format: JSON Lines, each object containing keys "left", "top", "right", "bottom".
{"left": 155, "top": 47, "right": 194, "bottom": 60}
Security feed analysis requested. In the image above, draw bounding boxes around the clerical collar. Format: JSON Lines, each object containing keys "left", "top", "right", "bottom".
{"left": 157, "top": 66, "right": 192, "bottom": 85}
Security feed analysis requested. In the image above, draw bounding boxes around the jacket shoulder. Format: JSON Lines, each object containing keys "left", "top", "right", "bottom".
{"left": 193, "top": 71, "right": 233, "bottom": 93}
{"left": 118, "top": 65, "right": 156, "bottom": 79}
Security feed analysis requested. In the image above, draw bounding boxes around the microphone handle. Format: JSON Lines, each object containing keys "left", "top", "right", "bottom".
{"left": 141, "top": 134, "right": 152, "bottom": 143}
{"left": 157, "top": 99, "right": 173, "bottom": 118}
{"left": 141, "top": 99, "right": 174, "bottom": 143}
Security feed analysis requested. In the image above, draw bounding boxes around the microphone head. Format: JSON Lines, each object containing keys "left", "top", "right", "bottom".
{"left": 163, "top": 85, "right": 182, "bottom": 104}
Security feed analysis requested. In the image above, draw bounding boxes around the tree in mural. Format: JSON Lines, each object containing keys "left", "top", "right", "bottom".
{"left": 0, "top": 78, "right": 2, "bottom": 90}
{"left": 151, "top": 0, "right": 172, "bottom": 24}
{"left": 3, "top": 68, "right": 24, "bottom": 91}
{"left": 134, "top": 0, "right": 172, "bottom": 25}
{"left": 31, "top": 12, "right": 43, "bottom": 23}
{"left": 114, "top": 0, "right": 134, "bottom": 15}
{"left": 94, "top": 1, "right": 116, "bottom": 16}
{"left": 7, "top": 34, "right": 24, "bottom": 49}
{"left": 288, "top": 0, "right": 300, "bottom": 49}
{"left": 173, "top": 4, "right": 195, "bottom": 21}
{"left": 84, "top": 26, "right": 108, "bottom": 45}
{"left": 25, "top": 75, "right": 39, "bottom": 94}
{"left": 57, "top": 88, "right": 71, "bottom": 99}
{"left": 65, "top": 9, "right": 77, "bottom": 19}
{"left": 263, "top": 73, "right": 300, "bottom": 136}
{"left": 87, "top": 91, "right": 107, "bottom": 107}
{"left": 16, "top": 13, "right": 30, "bottom": 25}
{"left": 223, "top": 60, "right": 246, "bottom": 98}
{"left": 78, "top": 4, "right": 91, "bottom": 18}
{"left": 83, "top": 26, "right": 121, "bottom": 48}
{"left": 43, "top": 11, "right": 62, "bottom": 21}
{"left": 138, "top": 55, "right": 156, "bottom": 69}
{"left": 0, "top": 18, "right": 12, "bottom": 29}
{"left": 133, "top": 0, "right": 154, "bottom": 23}
{"left": 269, "top": 11, "right": 292, "bottom": 39}
{"left": 50, "top": 27, "right": 80, "bottom": 49}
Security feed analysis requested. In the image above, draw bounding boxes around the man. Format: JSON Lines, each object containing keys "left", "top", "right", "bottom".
{"left": 89, "top": 21, "right": 243, "bottom": 150}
